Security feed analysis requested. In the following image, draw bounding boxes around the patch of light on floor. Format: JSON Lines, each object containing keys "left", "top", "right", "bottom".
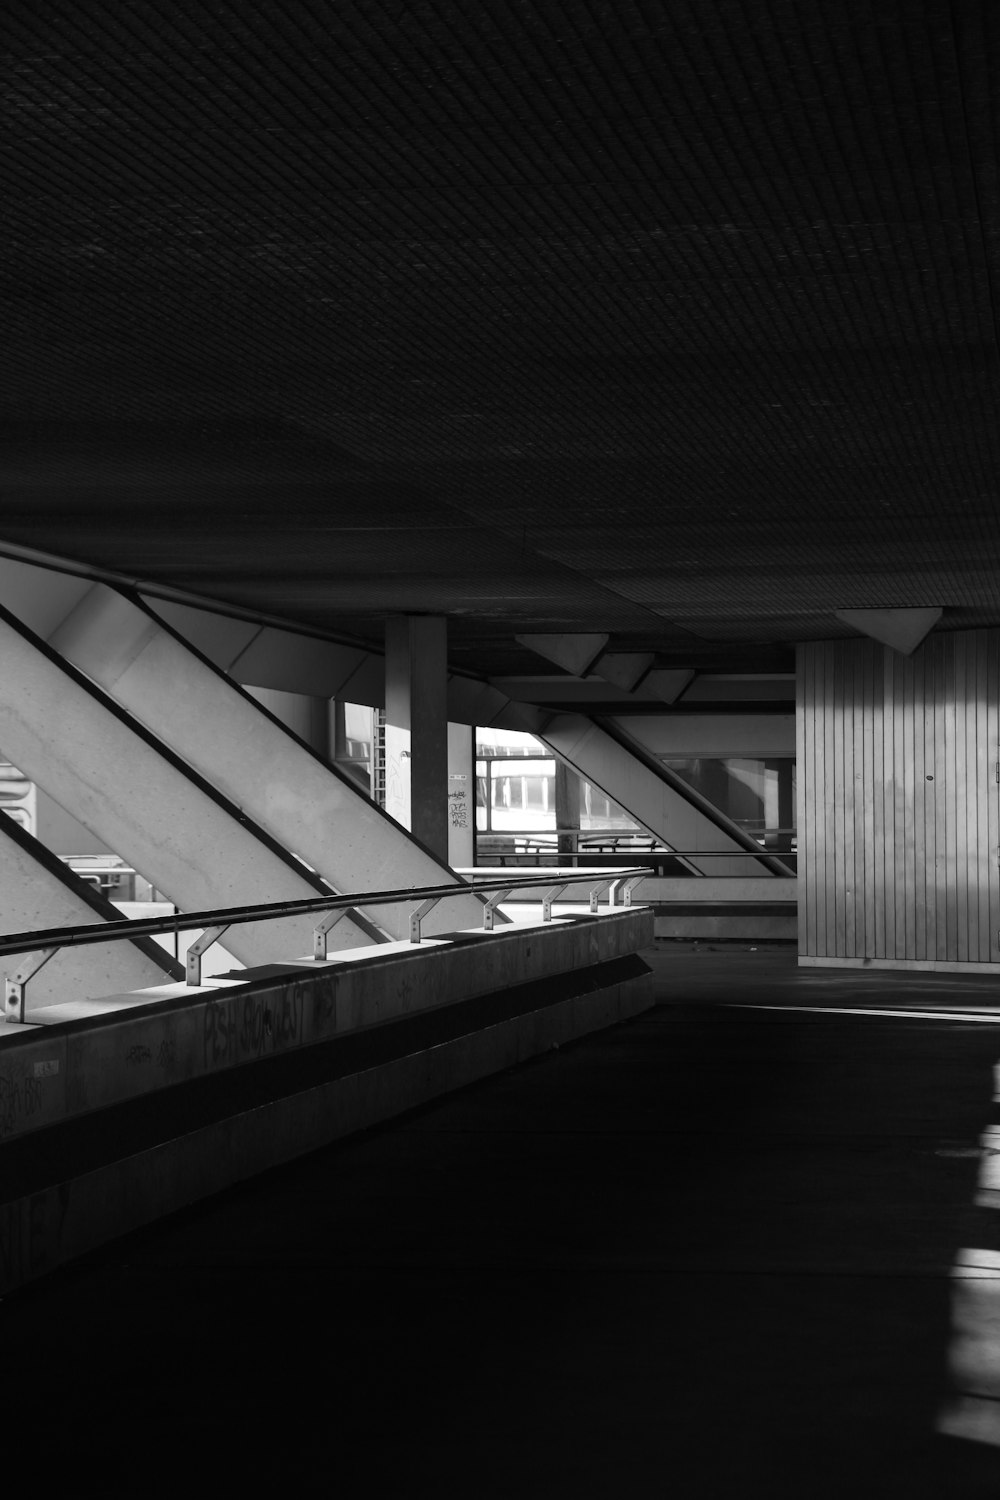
{"left": 728, "top": 991, "right": 1000, "bottom": 1448}
{"left": 952, "top": 1248, "right": 1000, "bottom": 1276}
{"left": 938, "top": 1394, "right": 1000, "bottom": 1446}
{"left": 976, "top": 1131, "right": 1000, "bottom": 1205}
{"left": 938, "top": 1259, "right": 1000, "bottom": 1444}
{"left": 938, "top": 1122, "right": 1000, "bottom": 1445}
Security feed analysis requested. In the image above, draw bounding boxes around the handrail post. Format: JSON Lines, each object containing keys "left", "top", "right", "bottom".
{"left": 313, "top": 909, "right": 347, "bottom": 960}
{"left": 0, "top": 868, "right": 650, "bottom": 986}
{"left": 409, "top": 897, "right": 441, "bottom": 944}
{"left": 483, "top": 889, "right": 511, "bottom": 931}
{"left": 589, "top": 881, "right": 610, "bottom": 913}
{"left": 186, "top": 925, "right": 230, "bottom": 986}
{"left": 5, "top": 947, "right": 58, "bottom": 1023}
{"left": 609, "top": 876, "right": 642, "bottom": 908}
{"left": 542, "top": 884, "right": 567, "bottom": 921}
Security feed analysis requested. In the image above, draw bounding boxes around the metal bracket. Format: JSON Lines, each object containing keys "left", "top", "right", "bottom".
{"left": 313, "top": 909, "right": 347, "bottom": 960}
{"left": 542, "top": 884, "right": 568, "bottom": 922}
{"left": 5, "top": 947, "right": 58, "bottom": 1024}
{"left": 409, "top": 897, "right": 441, "bottom": 944}
{"left": 609, "top": 876, "right": 642, "bottom": 908}
{"left": 186, "top": 925, "right": 230, "bottom": 986}
{"left": 483, "top": 889, "right": 512, "bottom": 931}
{"left": 589, "top": 881, "right": 611, "bottom": 913}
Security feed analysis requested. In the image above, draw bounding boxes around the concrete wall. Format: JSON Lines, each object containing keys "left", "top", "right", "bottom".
{"left": 0, "top": 907, "right": 653, "bottom": 1291}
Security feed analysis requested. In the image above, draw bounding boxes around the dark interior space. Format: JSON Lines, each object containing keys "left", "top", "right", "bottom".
{"left": 5, "top": 3, "right": 1000, "bottom": 1489}
{"left": 6, "top": 953, "right": 1000, "bottom": 1495}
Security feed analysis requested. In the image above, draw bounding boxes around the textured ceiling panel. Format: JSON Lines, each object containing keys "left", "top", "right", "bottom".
{"left": 2, "top": 0, "right": 999, "bottom": 675}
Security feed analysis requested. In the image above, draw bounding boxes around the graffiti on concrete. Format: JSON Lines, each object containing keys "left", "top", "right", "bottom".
{"left": 0, "top": 1070, "right": 43, "bottom": 1139}
{"left": 448, "top": 787, "right": 469, "bottom": 830}
{"left": 203, "top": 986, "right": 304, "bottom": 1068}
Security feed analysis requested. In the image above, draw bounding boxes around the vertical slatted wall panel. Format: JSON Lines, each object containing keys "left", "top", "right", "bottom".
{"left": 862, "top": 643, "right": 876, "bottom": 958}
{"left": 926, "top": 647, "right": 938, "bottom": 960}
{"left": 798, "top": 630, "right": 999, "bottom": 967}
{"left": 801, "top": 643, "right": 816, "bottom": 958}
{"left": 910, "top": 649, "right": 925, "bottom": 961}
{"left": 989, "top": 632, "right": 1000, "bottom": 961}
{"left": 852, "top": 644, "right": 866, "bottom": 959}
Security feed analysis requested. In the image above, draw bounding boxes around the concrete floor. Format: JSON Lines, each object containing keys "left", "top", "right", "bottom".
{"left": 6, "top": 942, "right": 1000, "bottom": 1495}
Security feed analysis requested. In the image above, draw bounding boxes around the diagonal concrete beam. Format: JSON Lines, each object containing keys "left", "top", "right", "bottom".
{"left": 0, "top": 553, "right": 521, "bottom": 728}
{"left": 0, "top": 604, "right": 384, "bottom": 965}
{"left": 540, "top": 714, "right": 794, "bottom": 878}
{"left": 0, "top": 811, "right": 181, "bottom": 1012}
{"left": 46, "top": 586, "right": 487, "bottom": 940}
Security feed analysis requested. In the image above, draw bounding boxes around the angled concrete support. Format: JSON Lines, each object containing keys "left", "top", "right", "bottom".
{"left": 44, "top": 588, "right": 485, "bottom": 940}
{"left": 591, "top": 652, "right": 654, "bottom": 692}
{"left": 0, "top": 553, "right": 524, "bottom": 730}
{"left": 515, "top": 633, "right": 609, "bottom": 677}
{"left": 0, "top": 606, "right": 380, "bottom": 966}
{"left": 0, "top": 812, "right": 180, "bottom": 1014}
{"left": 541, "top": 715, "right": 793, "bottom": 878}
{"left": 643, "top": 669, "right": 696, "bottom": 704}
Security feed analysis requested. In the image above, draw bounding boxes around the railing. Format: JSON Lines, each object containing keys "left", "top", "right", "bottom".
{"left": 1, "top": 867, "right": 648, "bottom": 1023}
{"left": 475, "top": 840, "right": 798, "bottom": 874}
{"left": 62, "top": 856, "right": 171, "bottom": 903}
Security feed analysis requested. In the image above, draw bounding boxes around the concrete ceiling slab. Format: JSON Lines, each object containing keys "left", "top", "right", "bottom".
{"left": 1, "top": 5, "right": 998, "bottom": 676}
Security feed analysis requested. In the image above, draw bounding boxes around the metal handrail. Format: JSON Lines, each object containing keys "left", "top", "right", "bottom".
{"left": 560, "top": 850, "right": 797, "bottom": 861}
{"left": 473, "top": 852, "right": 791, "bottom": 864}
{"left": 2, "top": 867, "right": 649, "bottom": 1022}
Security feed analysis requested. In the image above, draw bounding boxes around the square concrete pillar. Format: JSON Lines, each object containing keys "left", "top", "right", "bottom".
{"left": 385, "top": 616, "right": 449, "bottom": 862}
{"left": 447, "top": 722, "right": 474, "bottom": 867}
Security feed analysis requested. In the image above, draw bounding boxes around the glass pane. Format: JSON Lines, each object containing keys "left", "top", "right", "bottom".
{"left": 663, "top": 757, "right": 796, "bottom": 847}
{"left": 341, "top": 702, "right": 372, "bottom": 758}
{"left": 475, "top": 767, "right": 488, "bottom": 829}
{"left": 484, "top": 761, "right": 556, "bottom": 833}
{"left": 575, "top": 776, "right": 650, "bottom": 855}
{"left": 475, "top": 727, "right": 545, "bottom": 758}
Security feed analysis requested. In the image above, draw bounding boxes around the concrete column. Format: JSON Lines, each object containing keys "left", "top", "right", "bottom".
{"left": 385, "top": 616, "right": 449, "bottom": 863}
{"left": 555, "top": 760, "right": 579, "bottom": 859}
{"left": 447, "top": 723, "right": 474, "bottom": 867}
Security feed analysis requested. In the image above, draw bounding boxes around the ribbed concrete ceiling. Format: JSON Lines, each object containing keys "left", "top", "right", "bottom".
{"left": 4, "top": 1, "right": 1000, "bottom": 679}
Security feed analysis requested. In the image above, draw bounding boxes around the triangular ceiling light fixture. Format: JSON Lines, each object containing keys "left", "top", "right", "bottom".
{"left": 834, "top": 607, "right": 942, "bottom": 656}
